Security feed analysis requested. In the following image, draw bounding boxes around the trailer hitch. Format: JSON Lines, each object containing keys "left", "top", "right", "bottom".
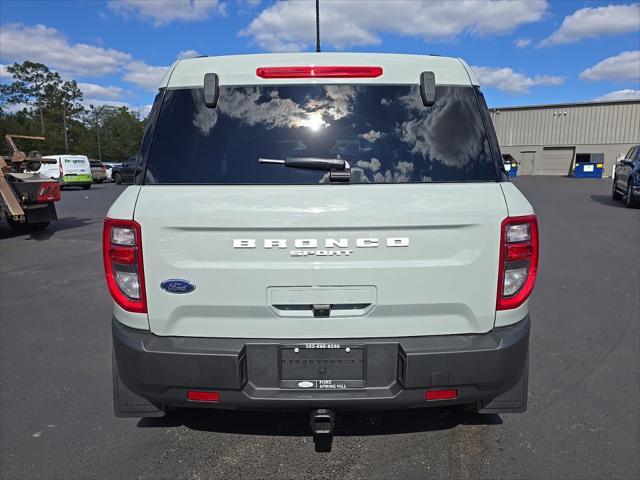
{"left": 310, "top": 408, "right": 335, "bottom": 452}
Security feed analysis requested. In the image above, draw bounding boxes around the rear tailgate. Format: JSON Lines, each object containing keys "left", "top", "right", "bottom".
{"left": 135, "top": 183, "right": 506, "bottom": 338}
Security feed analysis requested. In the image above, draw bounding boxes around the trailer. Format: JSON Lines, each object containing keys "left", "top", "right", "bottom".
{"left": 0, "top": 135, "right": 61, "bottom": 233}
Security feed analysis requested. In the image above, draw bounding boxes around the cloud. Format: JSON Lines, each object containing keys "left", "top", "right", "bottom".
{"left": 241, "top": 0, "right": 548, "bottom": 52}
{"left": 580, "top": 50, "right": 640, "bottom": 82}
{"left": 0, "top": 64, "right": 11, "bottom": 79}
{"left": 471, "top": 66, "right": 564, "bottom": 93}
{"left": 359, "top": 130, "right": 385, "bottom": 143}
{"left": 177, "top": 49, "right": 202, "bottom": 59}
{"left": 514, "top": 38, "right": 531, "bottom": 48}
{"left": 0, "top": 23, "right": 131, "bottom": 76}
{"left": 108, "top": 0, "right": 225, "bottom": 25}
{"left": 594, "top": 89, "right": 640, "bottom": 102}
{"left": 78, "top": 82, "right": 125, "bottom": 101}
{"left": 123, "top": 61, "right": 169, "bottom": 90}
{"left": 541, "top": 4, "right": 640, "bottom": 46}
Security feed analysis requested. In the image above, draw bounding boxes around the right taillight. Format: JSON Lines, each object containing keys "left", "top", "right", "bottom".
{"left": 497, "top": 215, "right": 539, "bottom": 310}
{"left": 103, "top": 218, "right": 147, "bottom": 313}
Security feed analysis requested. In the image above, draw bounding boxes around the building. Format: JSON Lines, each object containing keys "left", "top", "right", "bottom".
{"left": 489, "top": 100, "right": 640, "bottom": 177}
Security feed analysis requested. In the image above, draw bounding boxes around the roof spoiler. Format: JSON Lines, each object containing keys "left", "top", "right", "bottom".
{"left": 420, "top": 71, "right": 436, "bottom": 107}
{"left": 204, "top": 73, "right": 219, "bottom": 108}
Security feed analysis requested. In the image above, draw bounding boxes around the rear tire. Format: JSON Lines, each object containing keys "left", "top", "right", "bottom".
{"left": 7, "top": 219, "right": 50, "bottom": 233}
{"left": 82, "top": 184, "right": 91, "bottom": 190}
{"left": 612, "top": 178, "right": 622, "bottom": 200}
{"left": 114, "top": 173, "right": 122, "bottom": 185}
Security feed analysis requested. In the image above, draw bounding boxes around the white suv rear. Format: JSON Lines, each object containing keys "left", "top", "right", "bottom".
{"left": 105, "top": 53, "right": 537, "bottom": 422}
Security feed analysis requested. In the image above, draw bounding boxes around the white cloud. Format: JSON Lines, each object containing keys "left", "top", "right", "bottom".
{"left": 594, "top": 89, "right": 640, "bottom": 101}
{"left": 78, "top": 82, "right": 125, "bottom": 101}
{"left": 541, "top": 4, "right": 640, "bottom": 46}
{"left": 0, "top": 64, "right": 11, "bottom": 79}
{"left": 123, "top": 61, "right": 169, "bottom": 90}
{"left": 241, "top": 0, "right": 548, "bottom": 52}
{"left": 359, "top": 130, "right": 385, "bottom": 143}
{"left": 514, "top": 38, "right": 531, "bottom": 48}
{"left": 0, "top": 23, "right": 131, "bottom": 76}
{"left": 472, "top": 66, "right": 564, "bottom": 93}
{"left": 580, "top": 50, "right": 640, "bottom": 82}
{"left": 177, "top": 49, "right": 202, "bottom": 59}
{"left": 108, "top": 0, "right": 225, "bottom": 25}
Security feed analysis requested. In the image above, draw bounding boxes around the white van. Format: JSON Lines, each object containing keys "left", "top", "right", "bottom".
{"left": 39, "top": 155, "right": 93, "bottom": 189}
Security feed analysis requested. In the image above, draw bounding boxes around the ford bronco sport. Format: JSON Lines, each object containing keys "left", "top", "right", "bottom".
{"left": 105, "top": 53, "right": 538, "bottom": 425}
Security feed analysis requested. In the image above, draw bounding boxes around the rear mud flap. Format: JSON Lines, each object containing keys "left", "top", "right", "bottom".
{"left": 112, "top": 351, "right": 164, "bottom": 418}
{"left": 477, "top": 352, "right": 529, "bottom": 414}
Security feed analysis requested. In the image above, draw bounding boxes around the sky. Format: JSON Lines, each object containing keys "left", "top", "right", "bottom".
{"left": 0, "top": 0, "right": 639, "bottom": 115}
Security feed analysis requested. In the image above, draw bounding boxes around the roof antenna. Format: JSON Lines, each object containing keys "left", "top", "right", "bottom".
{"left": 315, "top": 0, "right": 321, "bottom": 53}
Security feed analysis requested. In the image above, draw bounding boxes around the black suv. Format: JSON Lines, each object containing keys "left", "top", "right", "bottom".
{"left": 112, "top": 157, "right": 137, "bottom": 185}
{"left": 612, "top": 145, "right": 640, "bottom": 208}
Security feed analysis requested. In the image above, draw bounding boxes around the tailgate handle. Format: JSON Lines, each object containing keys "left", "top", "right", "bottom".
{"left": 312, "top": 304, "right": 331, "bottom": 318}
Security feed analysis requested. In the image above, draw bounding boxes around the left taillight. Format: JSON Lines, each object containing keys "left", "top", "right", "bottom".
{"left": 103, "top": 218, "right": 147, "bottom": 313}
{"left": 36, "top": 182, "right": 61, "bottom": 202}
{"left": 497, "top": 215, "right": 539, "bottom": 310}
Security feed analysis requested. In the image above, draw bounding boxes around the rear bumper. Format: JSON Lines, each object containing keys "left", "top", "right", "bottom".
{"left": 113, "top": 316, "right": 529, "bottom": 412}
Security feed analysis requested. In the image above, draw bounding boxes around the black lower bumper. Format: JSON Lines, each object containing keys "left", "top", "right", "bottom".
{"left": 112, "top": 317, "right": 529, "bottom": 414}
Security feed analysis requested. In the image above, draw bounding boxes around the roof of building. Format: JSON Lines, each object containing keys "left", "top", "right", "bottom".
{"left": 490, "top": 99, "right": 640, "bottom": 112}
{"left": 160, "top": 53, "right": 479, "bottom": 89}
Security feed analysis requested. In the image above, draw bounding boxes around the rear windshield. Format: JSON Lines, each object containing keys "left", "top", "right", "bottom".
{"left": 144, "top": 85, "right": 499, "bottom": 184}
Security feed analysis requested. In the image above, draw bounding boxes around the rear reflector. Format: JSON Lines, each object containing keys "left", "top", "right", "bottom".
{"left": 36, "top": 182, "right": 61, "bottom": 202}
{"left": 256, "top": 66, "right": 383, "bottom": 79}
{"left": 187, "top": 391, "right": 220, "bottom": 402}
{"left": 425, "top": 389, "right": 458, "bottom": 401}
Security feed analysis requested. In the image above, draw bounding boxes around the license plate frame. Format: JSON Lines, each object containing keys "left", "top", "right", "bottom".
{"left": 279, "top": 343, "right": 365, "bottom": 390}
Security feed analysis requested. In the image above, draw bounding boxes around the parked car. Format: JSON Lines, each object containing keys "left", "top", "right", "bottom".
{"left": 111, "top": 158, "right": 136, "bottom": 184}
{"left": 37, "top": 154, "right": 92, "bottom": 189}
{"left": 90, "top": 160, "right": 107, "bottom": 183}
{"left": 612, "top": 144, "right": 640, "bottom": 208}
{"left": 102, "top": 162, "right": 121, "bottom": 182}
{"left": 106, "top": 54, "right": 538, "bottom": 433}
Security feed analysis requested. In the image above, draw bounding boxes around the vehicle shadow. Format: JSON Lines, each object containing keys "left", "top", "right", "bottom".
{"left": 137, "top": 407, "right": 502, "bottom": 437}
{"left": 590, "top": 194, "right": 625, "bottom": 207}
{"left": 0, "top": 216, "right": 98, "bottom": 240}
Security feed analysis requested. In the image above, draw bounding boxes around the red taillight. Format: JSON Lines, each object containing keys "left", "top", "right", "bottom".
{"left": 36, "top": 182, "right": 61, "bottom": 202}
{"left": 497, "top": 215, "right": 539, "bottom": 310}
{"left": 187, "top": 391, "right": 220, "bottom": 402}
{"left": 425, "top": 389, "right": 458, "bottom": 401}
{"left": 256, "top": 66, "right": 383, "bottom": 79}
{"left": 103, "top": 218, "right": 147, "bottom": 313}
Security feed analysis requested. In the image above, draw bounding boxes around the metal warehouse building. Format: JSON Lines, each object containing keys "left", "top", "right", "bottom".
{"left": 490, "top": 100, "right": 640, "bottom": 177}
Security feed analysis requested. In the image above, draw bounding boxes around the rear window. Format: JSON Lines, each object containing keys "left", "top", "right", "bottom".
{"left": 144, "top": 84, "right": 499, "bottom": 184}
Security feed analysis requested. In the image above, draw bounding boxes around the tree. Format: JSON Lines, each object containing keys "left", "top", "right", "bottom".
{"left": 0, "top": 62, "right": 61, "bottom": 133}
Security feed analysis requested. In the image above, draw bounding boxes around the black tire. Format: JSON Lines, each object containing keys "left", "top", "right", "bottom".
{"left": 96, "top": 179, "right": 103, "bottom": 184}
{"left": 7, "top": 219, "right": 50, "bottom": 233}
{"left": 612, "top": 178, "right": 623, "bottom": 200}
{"left": 82, "top": 184, "right": 91, "bottom": 190}
{"left": 114, "top": 173, "right": 122, "bottom": 185}
{"left": 626, "top": 181, "right": 639, "bottom": 208}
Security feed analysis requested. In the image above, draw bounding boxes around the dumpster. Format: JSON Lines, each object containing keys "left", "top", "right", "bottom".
{"left": 573, "top": 162, "right": 604, "bottom": 178}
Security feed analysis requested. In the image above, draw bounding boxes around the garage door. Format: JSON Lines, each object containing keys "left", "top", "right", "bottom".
{"left": 541, "top": 148, "right": 574, "bottom": 176}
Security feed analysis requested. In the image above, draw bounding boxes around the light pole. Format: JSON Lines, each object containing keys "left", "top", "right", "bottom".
{"left": 89, "top": 104, "right": 102, "bottom": 161}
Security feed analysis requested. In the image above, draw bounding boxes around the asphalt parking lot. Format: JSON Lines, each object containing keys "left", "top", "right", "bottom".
{"left": 1, "top": 177, "right": 638, "bottom": 480}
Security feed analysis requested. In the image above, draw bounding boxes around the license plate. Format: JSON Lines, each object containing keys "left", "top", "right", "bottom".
{"left": 280, "top": 344, "right": 365, "bottom": 389}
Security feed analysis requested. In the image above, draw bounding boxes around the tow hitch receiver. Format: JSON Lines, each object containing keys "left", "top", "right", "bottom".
{"left": 310, "top": 409, "right": 335, "bottom": 452}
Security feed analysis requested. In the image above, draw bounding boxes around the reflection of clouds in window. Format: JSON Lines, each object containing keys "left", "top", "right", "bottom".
{"left": 198, "top": 86, "right": 360, "bottom": 133}
{"left": 380, "top": 98, "right": 391, "bottom": 106}
{"left": 219, "top": 88, "right": 307, "bottom": 129}
{"left": 373, "top": 160, "right": 414, "bottom": 183}
{"left": 192, "top": 89, "right": 218, "bottom": 136}
{"left": 398, "top": 88, "right": 486, "bottom": 168}
{"left": 359, "top": 130, "right": 385, "bottom": 143}
{"left": 356, "top": 157, "right": 381, "bottom": 172}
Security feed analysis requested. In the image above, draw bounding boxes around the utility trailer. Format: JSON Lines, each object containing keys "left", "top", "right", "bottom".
{"left": 0, "top": 135, "right": 61, "bottom": 233}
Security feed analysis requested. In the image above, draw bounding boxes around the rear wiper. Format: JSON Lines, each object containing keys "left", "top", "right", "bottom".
{"left": 259, "top": 157, "right": 351, "bottom": 183}
{"left": 259, "top": 157, "right": 346, "bottom": 171}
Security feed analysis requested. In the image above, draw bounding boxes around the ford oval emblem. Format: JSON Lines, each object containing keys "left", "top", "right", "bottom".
{"left": 298, "top": 381, "right": 314, "bottom": 389}
{"left": 160, "top": 279, "right": 196, "bottom": 294}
